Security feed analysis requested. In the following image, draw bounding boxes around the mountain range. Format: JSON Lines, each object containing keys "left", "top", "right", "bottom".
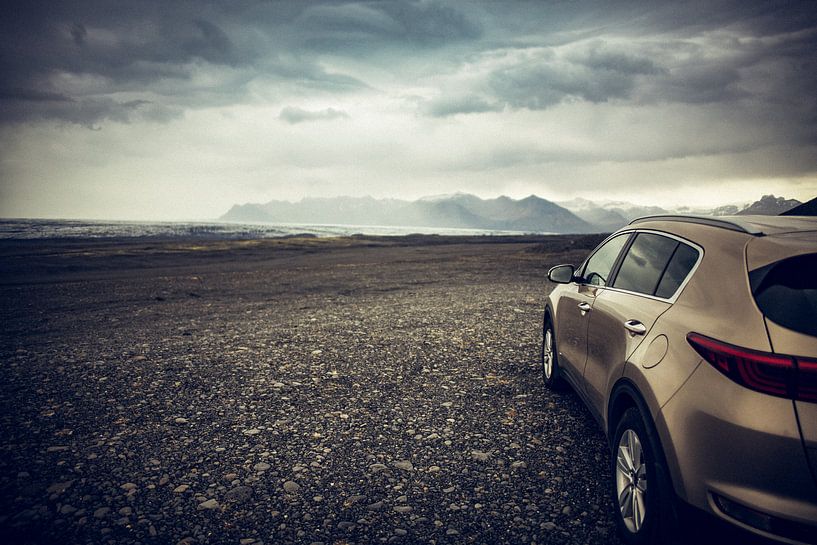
{"left": 221, "top": 194, "right": 804, "bottom": 234}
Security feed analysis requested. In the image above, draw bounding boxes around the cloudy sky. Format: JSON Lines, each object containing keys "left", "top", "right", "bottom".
{"left": 1, "top": 0, "right": 816, "bottom": 220}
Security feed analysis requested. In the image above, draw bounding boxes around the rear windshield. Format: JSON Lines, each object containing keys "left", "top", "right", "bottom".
{"left": 749, "top": 253, "right": 817, "bottom": 337}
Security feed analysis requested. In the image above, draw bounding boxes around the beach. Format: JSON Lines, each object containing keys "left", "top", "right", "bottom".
{"left": 0, "top": 234, "right": 621, "bottom": 544}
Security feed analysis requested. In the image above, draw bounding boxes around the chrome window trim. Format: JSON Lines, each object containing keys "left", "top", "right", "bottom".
{"left": 576, "top": 228, "right": 704, "bottom": 304}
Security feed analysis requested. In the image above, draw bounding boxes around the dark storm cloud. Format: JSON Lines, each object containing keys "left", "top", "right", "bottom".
{"left": 2, "top": 0, "right": 817, "bottom": 144}
{"left": 487, "top": 46, "right": 663, "bottom": 110}
{"left": 296, "top": 0, "right": 481, "bottom": 50}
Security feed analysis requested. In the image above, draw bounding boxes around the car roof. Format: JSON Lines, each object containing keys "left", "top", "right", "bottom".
{"left": 629, "top": 214, "right": 817, "bottom": 236}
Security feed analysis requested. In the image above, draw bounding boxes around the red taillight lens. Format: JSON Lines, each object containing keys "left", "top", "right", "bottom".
{"left": 686, "top": 333, "right": 795, "bottom": 399}
{"left": 797, "top": 357, "right": 817, "bottom": 403}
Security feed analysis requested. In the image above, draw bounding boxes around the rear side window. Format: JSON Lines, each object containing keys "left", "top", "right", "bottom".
{"left": 613, "top": 233, "right": 678, "bottom": 295}
{"left": 612, "top": 233, "right": 699, "bottom": 298}
{"left": 655, "top": 244, "right": 699, "bottom": 298}
{"left": 750, "top": 253, "right": 817, "bottom": 337}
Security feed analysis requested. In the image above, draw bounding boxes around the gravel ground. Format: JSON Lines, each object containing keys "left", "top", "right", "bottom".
{"left": 0, "top": 235, "right": 624, "bottom": 545}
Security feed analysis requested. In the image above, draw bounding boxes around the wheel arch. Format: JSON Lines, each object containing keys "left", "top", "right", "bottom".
{"left": 608, "top": 378, "right": 682, "bottom": 536}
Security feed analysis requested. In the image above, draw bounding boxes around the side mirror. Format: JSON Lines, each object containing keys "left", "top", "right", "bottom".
{"left": 548, "top": 264, "right": 575, "bottom": 284}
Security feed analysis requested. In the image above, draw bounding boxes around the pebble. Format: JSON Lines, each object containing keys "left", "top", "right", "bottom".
{"left": 253, "top": 462, "right": 270, "bottom": 472}
{"left": 224, "top": 485, "right": 254, "bottom": 503}
{"left": 173, "top": 485, "right": 189, "bottom": 493}
{"left": 198, "top": 499, "right": 220, "bottom": 510}
{"left": 471, "top": 450, "right": 491, "bottom": 461}
{"left": 93, "top": 507, "right": 110, "bottom": 519}
{"left": 283, "top": 481, "right": 300, "bottom": 494}
{"left": 393, "top": 460, "right": 413, "bottom": 471}
{"left": 343, "top": 494, "right": 366, "bottom": 507}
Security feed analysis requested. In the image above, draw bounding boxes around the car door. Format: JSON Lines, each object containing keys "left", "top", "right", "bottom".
{"left": 555, "top": 233, "right": 631, "bottom": 387}
{"left": 582, "top": 232, "right": 700, "bottom": 419}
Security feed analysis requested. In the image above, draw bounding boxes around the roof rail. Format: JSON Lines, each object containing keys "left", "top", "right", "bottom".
{"left": 629, "top": 215, "right": 764, "bottom": 235}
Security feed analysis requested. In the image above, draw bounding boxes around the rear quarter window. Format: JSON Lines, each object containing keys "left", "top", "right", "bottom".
{"left": 611, "top": 232, "right": 699, "bottom": 298}
{"left": 750, "top": 253, "right": 817, "bottom": 337}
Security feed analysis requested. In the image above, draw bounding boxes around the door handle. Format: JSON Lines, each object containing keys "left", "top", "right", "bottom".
{"left": 578, "top": 302, "right": 592, "bottom": 313}
{"left": 624, "top": 320, "right": 647, "bottom": 335}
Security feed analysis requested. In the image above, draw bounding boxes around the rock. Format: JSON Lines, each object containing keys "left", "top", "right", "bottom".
{"left": 46, "top": 446, "right": 69, "bottom": 452}
{"left": 224, "top": 485, "right": 253, "bottom": 503}
{"left": 562, "top": 506, "right": 572, "bottom": 515}
{"left": 176, "top": 538, "right": 196, "bottom": 545}
{"left": 510, "top": 461, "right": 527, "bottom": 470}
{"left": 446, "top": 529, "right": 460, "bottom": 536}
{"left": 366, "top": 501, "right": 385, "bottom": 511}
{"left": 253, "top": 462, "right": 270, "bottom": 472}
{"left": 393, "top": 505, "right": 412, "bottom": 513}
{"left": 46, "top": 481, "right": 73, "bottom": 494}
{"left": 393, "top": 460, "right": 413, "bottom": 471}
{"left": 173, "top": 484, "right": 189, "bottom": 493}
{"left": 283, "top": 481, "right": 300, "bottom": 494}
{"left": 118, "top": 507, "right": 132, "bottom": 516}
{"left": 442, "top": 486, "right": 456, "bottom": 493}
{"left": 239, "top": 539, "right": 256, "bottom": 545}
{"left": 543, "top": 522, "right": 557, "bottom": 531}
{"left": 394, "top": 528, "right": 408, "bottom": 536}
{"left": 93, "top": 507, "right": 110, "bottom": 519}
{"left": 174, "top": 418, "right": 189, "bottom": 424}
{"left": 120, "top": 482, "right": 138, "bottom": 491}
{"left": 197, "top": 499, "right": 220, "bottom": 510}
{"left": 223, "top": 473, "right": 239, "bottom": 481}
{"left": 59, "top": 505, "right": 76, "bottom": 515}
{"left": 343, "top": 495, "right": 366, "bottom": 507}
{"left": 243, "top": 428, "right": 261, "bottom": 436}
{"left": 159, "top": 475, "right": 170, "bottom": 486}
{"left": 471, "top": 450, "right": 491, "bottom": 461}
{"left": 369, "top": 463, "right": 387, "bottom": 473}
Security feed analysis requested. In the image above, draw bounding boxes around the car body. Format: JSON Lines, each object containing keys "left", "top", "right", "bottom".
{"left": 542, "top": 214, "right": 817, "bottom": 544}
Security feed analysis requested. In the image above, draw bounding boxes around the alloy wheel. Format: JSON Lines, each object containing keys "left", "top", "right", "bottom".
{"left": 543, "top": 328, "right": 553, "bottom": 380}
{"left": 616, "top": 428, "right": 648, "bottom": 533}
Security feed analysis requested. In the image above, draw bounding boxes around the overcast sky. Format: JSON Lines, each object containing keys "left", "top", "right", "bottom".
{"left": 1, "top": 0, "right": 816, "bottom": 220}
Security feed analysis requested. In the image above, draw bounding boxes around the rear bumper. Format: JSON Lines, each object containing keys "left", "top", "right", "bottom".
{"left": 658, "top": 362, "right": 817, "bottom": 543}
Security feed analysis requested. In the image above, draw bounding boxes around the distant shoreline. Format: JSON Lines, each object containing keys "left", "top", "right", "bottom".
{"left": 0, "top": 233, "right": 608, "bottom": 286}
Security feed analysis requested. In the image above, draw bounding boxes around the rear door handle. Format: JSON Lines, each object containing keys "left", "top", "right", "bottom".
{"left": 578, "top": 302, "right": 592, "bottom": 313}
{"left": 624, "top": 320, "right": 647, "bottom": 335}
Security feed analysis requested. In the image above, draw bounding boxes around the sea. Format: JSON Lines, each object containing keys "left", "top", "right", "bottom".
{"left": 0, "top": 218, "right": 531, "bottom": 240}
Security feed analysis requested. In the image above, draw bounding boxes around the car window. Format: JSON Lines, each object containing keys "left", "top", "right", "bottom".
{"left": 655, "top": 243, "right": 699, "bottom": 298}
{"left": 613, "top": 233, "right": 679, "bottom": 295}
{"left": 580, "top": 234, "right": 630, "bottom": 286}
{"left": 750, "top": 253, "right": 817, "bottom": 337}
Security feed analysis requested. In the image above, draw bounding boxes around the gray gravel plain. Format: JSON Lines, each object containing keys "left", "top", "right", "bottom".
{"left": 0, "top": 234, "right": 625, "bottom": 545}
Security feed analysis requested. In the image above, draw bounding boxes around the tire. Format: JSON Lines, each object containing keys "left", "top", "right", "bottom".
{"left": 541, "top": 315, "right": 563, "bottom": 389}
{"left": 611, "top": 407, "right": 676, "bottom": 545}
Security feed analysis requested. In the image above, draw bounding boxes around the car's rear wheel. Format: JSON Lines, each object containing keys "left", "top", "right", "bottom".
{"left": 612, "top": 407, "right": 675, "bottom": 545}
{"left": 541, "top": 316, "right": 563, "bottom": 389}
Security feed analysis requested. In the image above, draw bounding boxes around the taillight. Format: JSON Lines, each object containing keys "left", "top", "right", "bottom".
{"left": 798, "top": 357, "right": 817, "bottom": 403}
{"left": 687, "top": 333, "right": 817, "bottom": 403}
